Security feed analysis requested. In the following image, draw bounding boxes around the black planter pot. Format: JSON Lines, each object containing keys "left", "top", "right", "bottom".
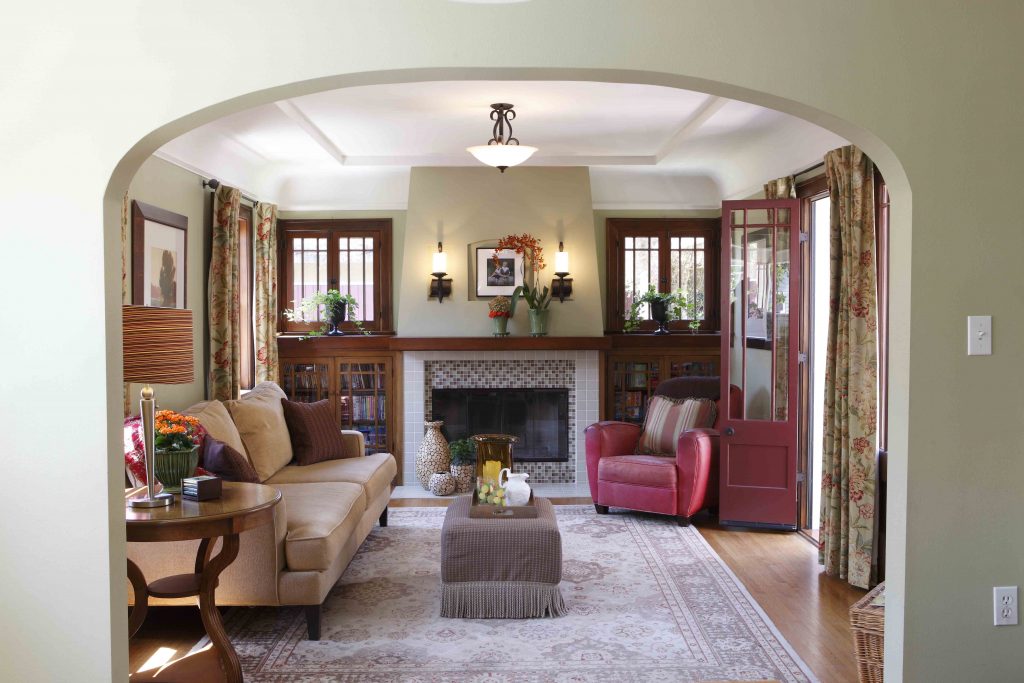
{"left": 649, "top": 300, "right": 671, "bottom": 335}
{"left": 326, "top": 301, "right": 347, "bottom": 336}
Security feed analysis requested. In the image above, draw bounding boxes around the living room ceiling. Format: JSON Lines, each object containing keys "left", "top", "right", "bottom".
{"left": 156, "top": 80, "right": 847, "bottom": 211}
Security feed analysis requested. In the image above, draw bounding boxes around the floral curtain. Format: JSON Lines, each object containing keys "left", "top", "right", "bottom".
{"left": 764, "top": 175, "right": 796, "bottom": 199}
{"left": 253, "top": 201, "right": 279, "bottom": 384}
{"left": 819, "top": 145, "right": 878, "bottom": 589}
{"left": 209, "top": 185, "right": 241, "bottom": 401}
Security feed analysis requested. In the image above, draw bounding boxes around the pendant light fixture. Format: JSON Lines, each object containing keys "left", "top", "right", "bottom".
{"left": 466, "top": 103, "right": 537, "bottom": 172}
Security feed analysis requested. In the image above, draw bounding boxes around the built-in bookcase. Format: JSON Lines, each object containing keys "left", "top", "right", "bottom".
{"left": 279, "top": 352, "right": 400, "bottom": 471}
{"left": 607, "top": 352, "right": 719, "bottom": 424}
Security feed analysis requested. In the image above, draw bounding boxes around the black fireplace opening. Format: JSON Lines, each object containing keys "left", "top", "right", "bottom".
{"left": 431, "top": 388, "right": 569, "bottom": 462}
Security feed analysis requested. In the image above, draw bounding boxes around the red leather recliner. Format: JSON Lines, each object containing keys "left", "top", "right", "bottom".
{"left": 584, "top": 377, "right": 741, "bottom": 526}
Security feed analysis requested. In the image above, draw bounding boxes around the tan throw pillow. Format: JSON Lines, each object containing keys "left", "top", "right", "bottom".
{"left": 281, "top": 399, "right": 353, "bottom": 465}
{"left": 638, "top": 395, "right": 718, "bottom": 455}
{"left": 183, "top": 400, "right": 247, "bottom": 457}
{"left": 226, "top": 383, "right": 294, "bottom": 482}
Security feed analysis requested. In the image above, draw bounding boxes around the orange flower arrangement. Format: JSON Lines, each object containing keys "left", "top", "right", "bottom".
{"left": 153, "top": 409, "right": 203, "bottom": 451}
{"left": 494, "top": 233, "right": 545, "bottom": 272}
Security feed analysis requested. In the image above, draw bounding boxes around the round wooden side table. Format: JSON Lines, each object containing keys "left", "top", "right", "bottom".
{"left": 126, "top": 481, "right": 281, "bottom": 682}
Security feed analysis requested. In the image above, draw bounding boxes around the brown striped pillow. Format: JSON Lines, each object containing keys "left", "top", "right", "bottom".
{"left": 637, "top": 395, "right": 718, "bottom": 455}
{"left": 281, "top": 399, "right": 351, "bottom": 466}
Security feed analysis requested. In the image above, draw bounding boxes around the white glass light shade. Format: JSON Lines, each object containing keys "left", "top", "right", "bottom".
{"left": 466, "top": 144, "right": 538, "bottom": 169}
{"left": 432, "top": 250, "right": 448, "bottom": 274}
{"left": 555, "top": 249, "right": 570, "bottom": 274}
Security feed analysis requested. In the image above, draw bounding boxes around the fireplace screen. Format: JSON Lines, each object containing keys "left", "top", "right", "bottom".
{"left": 431, "top": 388, "right": 569, "bottom": 462}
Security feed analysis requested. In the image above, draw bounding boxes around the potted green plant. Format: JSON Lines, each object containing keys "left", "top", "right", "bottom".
{"left": 448, "top": 438, "right": 476, "bottom": 492}
{"left": 153, "top": 410, "right": 203, "bottom": 493}
{"left": 511, "top": 282, "right": 552, "bottom": 336}
{"left": 283, "top": 289, "right": 368, "bottom": 336}
{"left": 624, "top": 286, "right": 688, "bottom": 335}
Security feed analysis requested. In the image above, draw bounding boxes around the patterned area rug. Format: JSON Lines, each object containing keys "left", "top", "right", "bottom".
{"left": 218, "top": 506, "right": 817, "bottom": 682}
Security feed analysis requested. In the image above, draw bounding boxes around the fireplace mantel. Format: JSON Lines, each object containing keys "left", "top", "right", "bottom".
{"left": 279, "top": 334, "right": 718, "bottom": 353}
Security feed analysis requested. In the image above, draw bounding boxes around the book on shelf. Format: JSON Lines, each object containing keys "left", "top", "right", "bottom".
{"left": 348, "top": 394, "right": 386, "bottom": 422}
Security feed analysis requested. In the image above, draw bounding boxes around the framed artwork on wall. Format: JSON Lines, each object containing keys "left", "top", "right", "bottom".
{"left": 474, "top": 246, "right": 524, "bottom": 298}
{"left": 131, "top": 200, "right": 188, "bottom": 308}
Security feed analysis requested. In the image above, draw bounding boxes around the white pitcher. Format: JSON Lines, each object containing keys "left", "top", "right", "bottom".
{"left": 499, "top": 468, "right": 531, "bottom": 506}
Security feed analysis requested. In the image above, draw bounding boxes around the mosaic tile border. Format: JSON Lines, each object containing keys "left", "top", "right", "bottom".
{"left": 402, "top": 351, "right": 600, "bottom": 487}
{"left": 425, "top": 359, "right": 576, "bottom": 484}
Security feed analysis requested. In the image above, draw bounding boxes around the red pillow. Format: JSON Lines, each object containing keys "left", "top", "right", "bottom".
{"left": 202, "top": 437, "right": 260, "bottom": 483}
{"left": 281, "top": 398, "right": 350, "bottom": 466}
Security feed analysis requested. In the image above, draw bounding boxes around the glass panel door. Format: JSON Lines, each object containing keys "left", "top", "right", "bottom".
{"left": 719, "top": 199, "right": 801, "bottom": 528}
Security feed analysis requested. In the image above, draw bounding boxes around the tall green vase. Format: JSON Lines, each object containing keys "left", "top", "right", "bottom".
{"left": 528, "top": 309, "right": 549, "bottom": 336}
{"left": 154, "top": 446, "right": 200, "bottom": 494}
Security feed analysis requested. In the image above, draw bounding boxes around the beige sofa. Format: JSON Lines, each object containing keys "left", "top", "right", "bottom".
{"left": 126, "top": 382, "right": 397, "bottom": 639}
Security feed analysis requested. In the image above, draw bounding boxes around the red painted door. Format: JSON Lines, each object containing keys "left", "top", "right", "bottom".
{"left": 719, "top": 199, "right": 801, "bottom": 529}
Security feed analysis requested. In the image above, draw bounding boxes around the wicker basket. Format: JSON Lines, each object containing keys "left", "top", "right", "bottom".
{"left": 850, "top": 581, "right": 885, "bottom": 683}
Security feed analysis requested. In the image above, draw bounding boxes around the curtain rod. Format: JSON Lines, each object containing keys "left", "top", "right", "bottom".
{"left": 794, "top": 160, "right": 825, "bottom": 177}
{"left": 201, "top": 178, "right": 259, "bottom": 205}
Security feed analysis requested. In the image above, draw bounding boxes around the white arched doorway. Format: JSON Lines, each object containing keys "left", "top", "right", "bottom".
{"left": 105, "top": 66, "right": 911, "bottom": 678}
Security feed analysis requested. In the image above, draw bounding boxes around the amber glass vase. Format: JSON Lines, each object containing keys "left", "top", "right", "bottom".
{"left": 472, "top": 434, "right": 518, "bottom": 482}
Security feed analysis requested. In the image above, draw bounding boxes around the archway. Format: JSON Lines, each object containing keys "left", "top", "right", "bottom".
{"left": 106, "top": 66, "right": 911, "bottom": 675}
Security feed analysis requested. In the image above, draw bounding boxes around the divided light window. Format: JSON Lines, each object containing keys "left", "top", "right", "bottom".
{"left": 607, "top": 218, "right": 720, "bottom": 332}
{"left": 278, "top": 219, "right": 393, "bottom": 334}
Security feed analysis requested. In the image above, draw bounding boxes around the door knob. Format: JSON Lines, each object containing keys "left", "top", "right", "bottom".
{"left": 724, "top": 427, "right": 735, "bottom": 436}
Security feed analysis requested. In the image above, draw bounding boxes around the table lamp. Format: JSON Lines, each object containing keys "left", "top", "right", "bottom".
{"left": 123, "top": 305, "right": 194, "bottom": 508}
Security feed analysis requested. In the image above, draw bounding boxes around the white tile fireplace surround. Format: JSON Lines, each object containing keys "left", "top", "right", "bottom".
{"left": 402, "top": 351, "right": 600, "bottom": 486}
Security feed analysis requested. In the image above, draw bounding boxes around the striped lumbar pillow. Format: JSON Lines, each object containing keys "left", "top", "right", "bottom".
{"left": 637, "top": 395, "right": 718, "bottom": 455}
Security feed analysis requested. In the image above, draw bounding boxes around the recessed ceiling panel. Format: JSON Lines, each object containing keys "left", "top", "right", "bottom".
{"left": 288, "top": 81, "right": 711, "bottom": 157}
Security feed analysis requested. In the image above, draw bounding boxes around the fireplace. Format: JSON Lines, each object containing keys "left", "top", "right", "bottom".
{"left": 431, "top": 388, "right": 569, "bottom": 462}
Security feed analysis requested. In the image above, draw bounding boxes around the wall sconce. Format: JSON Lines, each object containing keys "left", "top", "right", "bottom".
{"left": 429, "top": 242, "right": 452, "bottom": 303}
{"left": 550, "top": 241, "right": 573, "bottom": 303}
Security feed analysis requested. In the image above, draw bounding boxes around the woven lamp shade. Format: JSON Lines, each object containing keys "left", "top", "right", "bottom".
{"left": 122, "top": 305, "right": 194, "bottom": 384}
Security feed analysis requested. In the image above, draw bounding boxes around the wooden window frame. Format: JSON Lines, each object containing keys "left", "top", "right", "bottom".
{"left": 605, "top": 218, "right": 720, "bottom": 333}
{"left": 796, "top": 174, "right": 829, "bottom": 536}
{"left": 238, "top": 204, "right": 255, "bottom": 389}
{"left": 278, "top": 219, "right": 393, "bottom": 334}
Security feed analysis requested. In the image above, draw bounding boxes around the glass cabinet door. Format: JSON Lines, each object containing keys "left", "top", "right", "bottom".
{"left": 336, "top": 358, "right": 390, "bottom": 455}
{"left": 280, "top": 360, "right": 331, "bottom": 404}
{"left": 609, "top": 358, "right": 662, "bottom": 423}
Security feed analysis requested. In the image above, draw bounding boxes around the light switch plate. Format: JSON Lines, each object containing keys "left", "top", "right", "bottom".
{"left": 967, "top": 315, "right": 992, "bottom": 355}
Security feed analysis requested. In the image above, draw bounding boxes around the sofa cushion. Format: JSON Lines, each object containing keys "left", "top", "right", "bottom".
{"left": 202, "top": 437, "right": 260, "bottom": 483}
{"left": 267, "top": 452, "right": 396, "bottom": 503}
{"left": 281, "top": 398, "right": 352, "bottom": 465}
{"left": 277, "top": 482, "right": 366, "bottom": 572}
{"left": 598, "top": 454, "right": 678, "bottom": 489}
{"left": 226, "top": 382, "right": 294, "bottom": 482}
{"left": 183, "top": 399, "right": 247, "bottom": 457}
{"left": 638, "top": 396, "right": 717, "bottom": 455}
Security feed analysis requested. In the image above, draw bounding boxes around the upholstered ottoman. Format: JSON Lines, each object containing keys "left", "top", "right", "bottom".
{"left": 440, "top": 496, "right": 565, "bottom": 618}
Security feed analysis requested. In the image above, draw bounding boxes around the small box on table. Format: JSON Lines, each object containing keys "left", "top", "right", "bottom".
{"left": 181, "top": 475, "right": 222, "bottom": 501}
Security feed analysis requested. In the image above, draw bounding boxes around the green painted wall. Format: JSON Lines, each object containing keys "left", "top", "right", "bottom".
{"left": 126, "top": 157, "right": 210, "bottom": 410}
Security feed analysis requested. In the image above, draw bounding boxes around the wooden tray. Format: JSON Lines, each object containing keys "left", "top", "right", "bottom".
{"left": 469, "top": 491, "right": 538, "bottom": 519}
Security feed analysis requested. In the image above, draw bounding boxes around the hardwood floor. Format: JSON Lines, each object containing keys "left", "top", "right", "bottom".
{"left": 694, "top": 516, "right": 864, "bottom": 683}
{"left": 129, "top": 499, "right": 864, "bottom": 682}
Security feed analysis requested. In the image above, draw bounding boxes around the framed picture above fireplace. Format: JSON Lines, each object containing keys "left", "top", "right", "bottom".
{"left": 471, "top": 244, "right": 524, "bottom": 298}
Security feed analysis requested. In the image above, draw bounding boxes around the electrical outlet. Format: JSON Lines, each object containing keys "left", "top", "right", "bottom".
{"left": 994, "top": 586, "right": 1018, "bottom": 626}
